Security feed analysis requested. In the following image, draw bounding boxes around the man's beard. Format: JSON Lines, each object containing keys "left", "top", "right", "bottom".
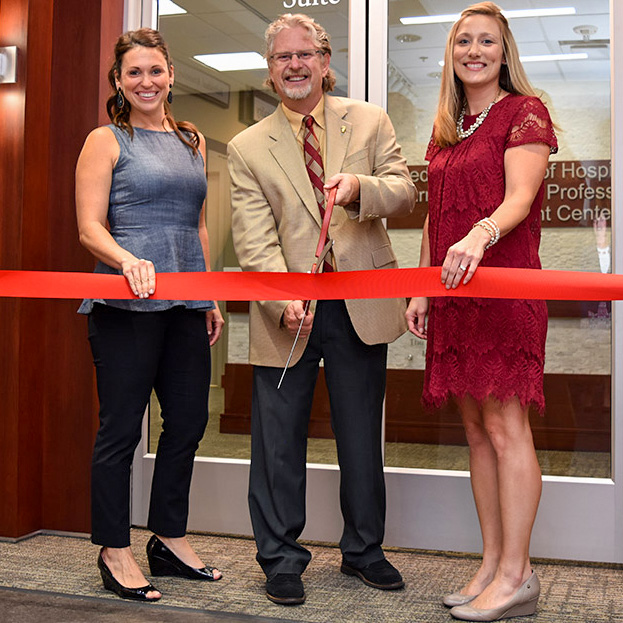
{"left": 281, "top": 73, "right": 313, "bottom": 100}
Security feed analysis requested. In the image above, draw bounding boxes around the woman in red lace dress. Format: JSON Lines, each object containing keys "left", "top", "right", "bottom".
{"left": 406, "top": 3, "right": 557, "bottom": 621}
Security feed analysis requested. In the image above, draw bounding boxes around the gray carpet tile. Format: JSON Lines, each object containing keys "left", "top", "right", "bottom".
{"left": 1, "top": 529, "right": 622, "bottom": 622}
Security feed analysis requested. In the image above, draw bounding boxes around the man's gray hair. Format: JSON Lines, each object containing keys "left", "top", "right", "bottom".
{"left": 264, "top": 13, "right": 336, "bottom": 93}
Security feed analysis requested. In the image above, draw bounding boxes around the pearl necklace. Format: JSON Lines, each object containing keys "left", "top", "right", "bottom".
{"left": 456, "top": 91, "right": 501, "bottom": 140}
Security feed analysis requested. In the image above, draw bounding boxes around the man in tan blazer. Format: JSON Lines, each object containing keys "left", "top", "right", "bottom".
{"left": 228, "top": 13, "right": 414, "bottom": 606}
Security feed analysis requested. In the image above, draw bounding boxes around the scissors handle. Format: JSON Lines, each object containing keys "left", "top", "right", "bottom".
{"left": 315, "top": 186, "right": 337, "bottom": 258}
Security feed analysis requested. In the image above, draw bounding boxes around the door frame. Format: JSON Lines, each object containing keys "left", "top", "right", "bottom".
{"left": 130, "top": 0, "right": 623, "bottom": 563}
{"left": 369, "top": 0, "right": 623, "bottom": 562}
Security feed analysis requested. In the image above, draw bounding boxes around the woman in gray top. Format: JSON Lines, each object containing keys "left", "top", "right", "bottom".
{"left": 76, "top": 28, "right": 224, "bottom": 602}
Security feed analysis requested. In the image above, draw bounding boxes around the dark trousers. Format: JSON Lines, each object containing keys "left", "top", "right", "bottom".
{"left": 88, "top": 304, "right": 210, "bottom": 547}
{"left": 249, "top": 300, "right": 388, "bottom": 578}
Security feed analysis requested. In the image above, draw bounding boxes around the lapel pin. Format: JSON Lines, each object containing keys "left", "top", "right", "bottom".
{"left": 340, "top": 125, "right": 346, "bottom": 134}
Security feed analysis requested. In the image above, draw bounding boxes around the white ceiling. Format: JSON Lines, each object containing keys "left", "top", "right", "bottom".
{"left": 160, "top": 0, "right": 350, "bottom": 97}
{"left": 390, "top": 0, "right": 610, "bottom": 87}
{"left": 159, "top": 0, "right": 610, "bottom": 101}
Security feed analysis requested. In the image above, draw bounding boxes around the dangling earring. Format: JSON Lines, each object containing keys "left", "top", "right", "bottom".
{"left": 167, "top": 85, "right": 173, "bottom": 104}
{"left": 116, "top": 88, "right": 125, "bottom": 109}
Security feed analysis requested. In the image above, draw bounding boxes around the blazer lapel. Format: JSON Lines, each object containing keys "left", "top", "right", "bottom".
{"left": 325, "top": 96, "right": 351, "bottom": 179}
{"left": 268, "top": 107, "right": 322, "bottom": 226}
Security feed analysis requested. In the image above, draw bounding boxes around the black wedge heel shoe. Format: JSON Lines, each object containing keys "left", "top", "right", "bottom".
{"left": 146, "top": 535, "right": 222, "bottom": 581}
{"left": 97, "top": 549, "right": 161, "bottom": 601}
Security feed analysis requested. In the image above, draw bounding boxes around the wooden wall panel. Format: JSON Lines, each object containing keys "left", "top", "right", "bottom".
{"left": 221, "top": 364, "right": 333, "bottom": 438}
{"left": 0, "top": 0, "right": 19, "bottom": 534}
{"left": 0, "top": 0, "right": 43, "bottom": 539}
{"left": 0, "top": 0, "right": 124, "bottom": 539}
{"left": 16, "top": 0, "right": 55, "bottom": 536}
{"left": 221, "top": 364, "right": 611, "bottom": 453}
{"left": 98, "top": 0, "right": 125, "bottom": 127}
{"left": 40, "top": 0, "right": 123, "bottom": 534}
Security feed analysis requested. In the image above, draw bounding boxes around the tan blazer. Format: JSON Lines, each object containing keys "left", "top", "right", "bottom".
{"left": 228, "top": 95, "right": 415, "bottom": 367}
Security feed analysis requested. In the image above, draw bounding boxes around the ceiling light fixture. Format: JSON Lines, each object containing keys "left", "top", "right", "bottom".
{"left": 159, "top": 0, "right": 187, "bottom": 16}
{"left": 401, "top": 6, "right": 576, "bottom": 26}
{"left": 396, "top": 34, "right": 421, "bottom": 43}
{"left": 520, "top": 52, "right": 588, "bottom": 62}
{"left": 438, "top": 51, "right": 588, "bottom": 66}
{"left": 194, "top": 52, "right": 266, "bottom": 72}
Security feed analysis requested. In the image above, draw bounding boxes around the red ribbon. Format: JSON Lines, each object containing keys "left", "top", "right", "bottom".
{"left": 0, "top": 267, "right": 622, "bottom": 301}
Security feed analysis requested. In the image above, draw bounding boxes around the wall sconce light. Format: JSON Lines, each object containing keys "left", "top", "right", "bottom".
{"left": 0, "top": 46, "right": 18, "bottom": 84}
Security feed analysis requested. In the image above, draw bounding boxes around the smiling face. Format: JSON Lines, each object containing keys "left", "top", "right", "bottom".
{"left": 267, "top": 25, "right": 330, "bottom": 113}
{"left": 453, "top": 14, "right": 504, "bottom": 95}
{"left": 116, "top": 46, "right": 173, "bottom": 122}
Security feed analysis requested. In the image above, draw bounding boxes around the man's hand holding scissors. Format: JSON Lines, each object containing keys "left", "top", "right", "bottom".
{"left": 282, "top": 300, "right": 313, "bottom": 338}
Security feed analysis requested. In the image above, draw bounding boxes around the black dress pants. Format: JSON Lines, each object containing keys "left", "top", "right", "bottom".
{"left": 249, "top": 300, "right": 388, "bottom": 579}
{"left": 88, "top": 304, "right": 210, "bottom": 547}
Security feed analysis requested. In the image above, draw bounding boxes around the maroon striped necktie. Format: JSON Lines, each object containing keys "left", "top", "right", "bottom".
{"left": 303, "top": 115, "right": 332, "bottom": 272}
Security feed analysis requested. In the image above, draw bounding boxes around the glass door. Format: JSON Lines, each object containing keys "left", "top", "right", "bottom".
{"left": 373, "top": 0, "right": 623, "bottom": 563}
{"left": 130, "top": 0, "right": 367, "bottom": 543}
{"left": 131, "top": 0, "right": 623, "bottom": 564}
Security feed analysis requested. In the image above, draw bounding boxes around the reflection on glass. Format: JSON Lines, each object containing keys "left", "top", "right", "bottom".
{"left": 386, "top": 0, "right": 611, "bottom": 478}
{"left": 148, "top": 1, "right": 349, "bottom": 464}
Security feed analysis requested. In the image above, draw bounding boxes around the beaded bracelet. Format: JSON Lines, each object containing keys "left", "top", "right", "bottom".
{"left": 474, "top": 217, "right": 500, "bottom": 250}
{"left": 484, "top": 217, "right": 500, "bottom": 245}
{"left": 474, "top": 219, "right": 494, "bottom": 244}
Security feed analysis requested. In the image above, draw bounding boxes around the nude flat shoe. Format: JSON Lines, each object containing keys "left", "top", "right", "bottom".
{"left": 443, "top": 592, "right": 478, "bottom": 607}
{"left": 450, "top": 571, "right": 540, "bottom": 621}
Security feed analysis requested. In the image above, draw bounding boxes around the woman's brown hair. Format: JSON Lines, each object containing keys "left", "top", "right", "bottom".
{"left": 107, "top": 28, "right": 200, "bottom": 156}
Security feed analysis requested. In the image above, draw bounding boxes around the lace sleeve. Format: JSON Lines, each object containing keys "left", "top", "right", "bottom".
{"left": 425, "top": 135, "right": 440, "bottom": 162}
{"left": 506, "top": 97, "right": 558, "bottom": 154}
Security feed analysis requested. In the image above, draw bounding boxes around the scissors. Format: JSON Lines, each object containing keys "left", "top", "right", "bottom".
{"left": 277, "top": 187, "right": 337, "bottom": 389}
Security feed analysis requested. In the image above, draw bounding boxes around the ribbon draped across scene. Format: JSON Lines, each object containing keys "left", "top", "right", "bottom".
{"left": 2, "top": 267, "right": 623, "bottom": 302}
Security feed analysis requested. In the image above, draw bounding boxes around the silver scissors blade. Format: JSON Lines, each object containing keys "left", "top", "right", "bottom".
{"left": 277, "top": 299, "right": 311, "bottom": 389}
{"left": 277, "top": 239, "right": 334, "bottom": 389}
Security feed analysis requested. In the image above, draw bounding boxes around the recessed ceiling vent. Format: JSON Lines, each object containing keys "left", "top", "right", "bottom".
{"left": 559, "top": 25, "right": 609, "bottom": 57}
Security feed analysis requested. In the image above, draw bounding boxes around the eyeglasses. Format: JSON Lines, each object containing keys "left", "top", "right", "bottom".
{"left": 269, "top": 49, "right": 325, "bottom": 64}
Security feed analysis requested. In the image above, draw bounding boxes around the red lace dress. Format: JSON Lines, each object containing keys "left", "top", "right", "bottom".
{"left": 424, "top": 94, "right": 558, "bottom": 413}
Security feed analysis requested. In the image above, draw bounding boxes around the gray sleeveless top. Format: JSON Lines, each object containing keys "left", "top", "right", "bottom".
{"left": 78, "top": 124, "right": 213, "bottom": 313}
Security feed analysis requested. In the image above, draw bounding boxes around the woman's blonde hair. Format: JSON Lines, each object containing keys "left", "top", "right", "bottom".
{"left": 433, "top": 1, "right": 537, "bottom": 147}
